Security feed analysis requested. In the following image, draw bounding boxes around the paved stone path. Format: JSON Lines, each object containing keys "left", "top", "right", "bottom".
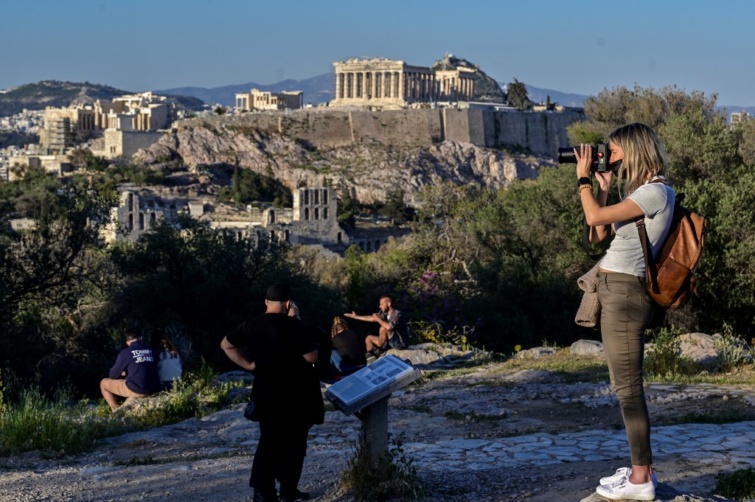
{"left": 3, "top": 388, "right": 751, "bottom": 501}
{"left": 398, "top": 421, "right": 755, "bottom": 472}
{"left": 306, "top": 407, "right": 755, "bottom": 473}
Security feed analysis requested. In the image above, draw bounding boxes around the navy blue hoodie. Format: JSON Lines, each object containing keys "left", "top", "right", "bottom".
{"left": 109, "top": 340, "right": 161, "bottom": 395}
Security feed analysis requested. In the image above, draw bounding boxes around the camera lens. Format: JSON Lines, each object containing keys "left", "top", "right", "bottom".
{"left": 557, "top": 147, "right": 576, "bottom": 164}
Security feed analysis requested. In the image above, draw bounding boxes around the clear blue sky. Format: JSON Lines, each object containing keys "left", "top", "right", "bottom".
{"left": 2, "top": 0, "right": 753, "bottom": 107}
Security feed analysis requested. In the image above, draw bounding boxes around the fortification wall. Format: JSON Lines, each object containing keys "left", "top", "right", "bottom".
{"left": 199, "top": 108, "right": 583, "bottom": 156}
{"left": 281, "top": 112, "right": 353, "bottom": 147}
{"left": 350, "top": 109, "right": 441, "bottom": 146}
{"left": 488, "top": 111, "right": 580, "bottom": 155}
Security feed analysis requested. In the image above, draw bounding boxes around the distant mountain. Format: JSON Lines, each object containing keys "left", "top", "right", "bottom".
{"left": 512, "top": 84, "right": 588, "bottom": 108}
{"left": 158, "top": 73, "right": 587, "bottom": 110}
{"left": 157, "top": 73, "right": 335, "bottom": 107}
{"left": 0, "top": 80, "right": 206, "bottom": 117}
{"left": 0, "top": 80, "right": 128, "bottom": 117}
{"left": 10, "top": 78, "right": 749, "bottom": 119}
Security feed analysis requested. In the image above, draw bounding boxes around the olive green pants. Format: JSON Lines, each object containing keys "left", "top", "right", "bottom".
{"left": 597, "top": 271, "right": 654, "bottom": 466}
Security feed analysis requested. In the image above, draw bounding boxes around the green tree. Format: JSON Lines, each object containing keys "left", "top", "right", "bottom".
{"left": 659, "top": 109, "right": 740, "bottom": 183}
{"left": 69, "top": 148, "right": 109, "bottom": 172}
{"left": 344, "top": 244, "right": 366, "bottom": 309}
{"left": 338, "top": 191, "right": 356, "bottom": 229}
{"left": 564, "top": 84, "right": 755, "bottom": 334}
{"left": 567, "top": 85, "right": 719, "bottom": 145}
{"left": 109, "top": 217, "right": 338, "bottom": 370}
{"left": 507, "top": 78, "right": 532, "bottom": 110}
{"left": 0, "top": 174, "right": 116, "bottom": 393}
{"left": 733, "top": 117, "right": 755, "bottom": 167}
{"left": 221, "top": 166, "right": 292, "bottom": 207}
{"left": 381, "top": 188, "right": 409, "bottom": 225}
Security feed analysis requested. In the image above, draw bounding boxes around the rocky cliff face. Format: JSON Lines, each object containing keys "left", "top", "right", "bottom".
{"left": 135, "top": 118, "right": 554, "bottom": 204}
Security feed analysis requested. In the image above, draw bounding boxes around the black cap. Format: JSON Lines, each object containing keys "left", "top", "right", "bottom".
{"left": 266, "top": 282, "right": 291, "bottom": 302}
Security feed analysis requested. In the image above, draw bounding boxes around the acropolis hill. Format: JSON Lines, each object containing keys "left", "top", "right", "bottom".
{"left": 136, "top": 106, "right": 581, "bottom": 205}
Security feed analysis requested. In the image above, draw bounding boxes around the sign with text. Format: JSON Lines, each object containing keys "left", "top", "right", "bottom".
{"left": 325, "top": 355, "right": 421, "bottom": 415}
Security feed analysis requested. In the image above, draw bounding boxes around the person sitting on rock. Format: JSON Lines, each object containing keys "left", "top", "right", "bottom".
{"left": 100, "top": 329, "right": 162, "bottom": 412}
{"left": 153, "top": 331, "right": 183, "bottom": 391}
{"left": 330, "top": 316, "right": 367, "bottom": 376}
{"left": 345, "top": 294, "right": 408, "bottom": 357}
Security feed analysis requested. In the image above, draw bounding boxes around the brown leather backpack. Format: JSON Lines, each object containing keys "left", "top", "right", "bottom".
{"left": 636, "top": 188, "right": 706, "bottom": 309}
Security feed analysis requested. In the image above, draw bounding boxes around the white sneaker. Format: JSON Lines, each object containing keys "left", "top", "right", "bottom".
{"left": 596, "top": 478, "right": 655, "bottom": 501}
{"left": 600, "top": 467, "right": 658, "bottom": 488}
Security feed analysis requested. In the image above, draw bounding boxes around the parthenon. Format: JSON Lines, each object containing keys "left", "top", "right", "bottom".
{"left": 330, "top": 57, "right": 475, "bottom": 109}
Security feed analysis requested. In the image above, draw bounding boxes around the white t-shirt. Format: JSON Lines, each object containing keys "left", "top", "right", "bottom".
{"left": 600, "top": 178, "right": 675, "bottom": 277}
{"left": 157, "top": 350, "right": 183, "bottom": 383}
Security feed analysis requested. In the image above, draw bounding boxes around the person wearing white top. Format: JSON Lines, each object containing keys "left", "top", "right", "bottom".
{"left": 154, "top": 334, "right": 182, "bottom": 391}
{"left": 575, "top": 123, "right": 674, "bottom": 501}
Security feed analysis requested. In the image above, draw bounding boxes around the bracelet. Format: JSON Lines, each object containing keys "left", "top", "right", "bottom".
{"left": 578, "top": 185, "right": 592, "bottom": 195}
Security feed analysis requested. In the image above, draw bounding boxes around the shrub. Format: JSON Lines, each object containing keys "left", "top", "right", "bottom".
{"left": 115, "top": 361, "right": 235, "bottom": 429}
{"left": 714, "top": 324, "right": 753, "bottom": 373}
{"left": 410, "top": 320, "right": 474, "bottom": 348}
{"left": 644, "top": 327, "right": 685, "bottom": 378}
{"left": 0, "top": 384, "right": 113, "bottom": 456}
{"left": 0, "top": 363, "right": 238, "bottom": 457}
{"left": 342, "top": 435, "right": 424, "bottom": 501}
{"left": 716, "top": 467, "right": 755, "bottom": 500}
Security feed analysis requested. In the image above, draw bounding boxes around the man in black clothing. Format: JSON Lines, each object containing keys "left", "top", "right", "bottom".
{"left": 221, "top": 283, "right": 324, "bottom": 502}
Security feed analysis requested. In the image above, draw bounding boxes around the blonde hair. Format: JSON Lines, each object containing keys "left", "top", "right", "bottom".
{"left": 331, "top": 316, "right": 348, "bottom": 337}
{"left": 609, "top": 123, "right": 668, "bottom": 197}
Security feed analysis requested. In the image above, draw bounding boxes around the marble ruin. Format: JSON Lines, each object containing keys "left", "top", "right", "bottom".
{"left": 104, "top": 186, "right": 374, "bottom": 252}
{"left": 330, "top": 57, "right": 475, "bottom": 109}
{"left": 235, "top": 89, "right": 304, "bottom": 112}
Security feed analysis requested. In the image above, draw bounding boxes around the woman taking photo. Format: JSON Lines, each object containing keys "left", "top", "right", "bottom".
{"left": 576, "top": 123, "right": 674, "bottom": 501}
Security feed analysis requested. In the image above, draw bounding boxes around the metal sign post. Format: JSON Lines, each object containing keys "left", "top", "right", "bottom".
{"left": 325, "top": 355, "right": 421, "bottom": 466}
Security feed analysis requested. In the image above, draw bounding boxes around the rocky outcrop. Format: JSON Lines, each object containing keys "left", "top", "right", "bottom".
{"left": 134, "top": 118, "right": 554, "bottom": 205}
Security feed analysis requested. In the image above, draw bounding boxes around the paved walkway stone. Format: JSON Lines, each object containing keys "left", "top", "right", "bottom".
{"left": 394, "top": 421, "right": 755, "bottom": 471}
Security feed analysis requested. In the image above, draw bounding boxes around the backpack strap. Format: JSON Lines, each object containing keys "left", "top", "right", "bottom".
{"left": 635, "top": 177, "right": 679, "bottom": 296}
{"left": 635, "top": 217, "right": 659, "bottom": 294}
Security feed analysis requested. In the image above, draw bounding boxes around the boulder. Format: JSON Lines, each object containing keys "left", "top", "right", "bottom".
{"left": 515, "top": 346, "right": 558, "bottom": 359}
{"left": 570, "top": 339, "right": 604, "bottom": 357}
{"left": 678, "top": 332, "right": 719, "bottom": 367}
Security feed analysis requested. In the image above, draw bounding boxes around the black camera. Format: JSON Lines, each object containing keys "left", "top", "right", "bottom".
{"left": 557, "top": 143, "right": 612, "bottom": 172}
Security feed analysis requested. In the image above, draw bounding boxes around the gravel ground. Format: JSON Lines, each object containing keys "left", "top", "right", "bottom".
{"left": 0, "top": 358, "right": 751, "bottom": 502}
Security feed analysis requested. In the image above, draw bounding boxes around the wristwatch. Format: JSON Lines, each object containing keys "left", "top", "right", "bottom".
{"left": 577, "top": 177, "right": 592, "bottom": 187}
